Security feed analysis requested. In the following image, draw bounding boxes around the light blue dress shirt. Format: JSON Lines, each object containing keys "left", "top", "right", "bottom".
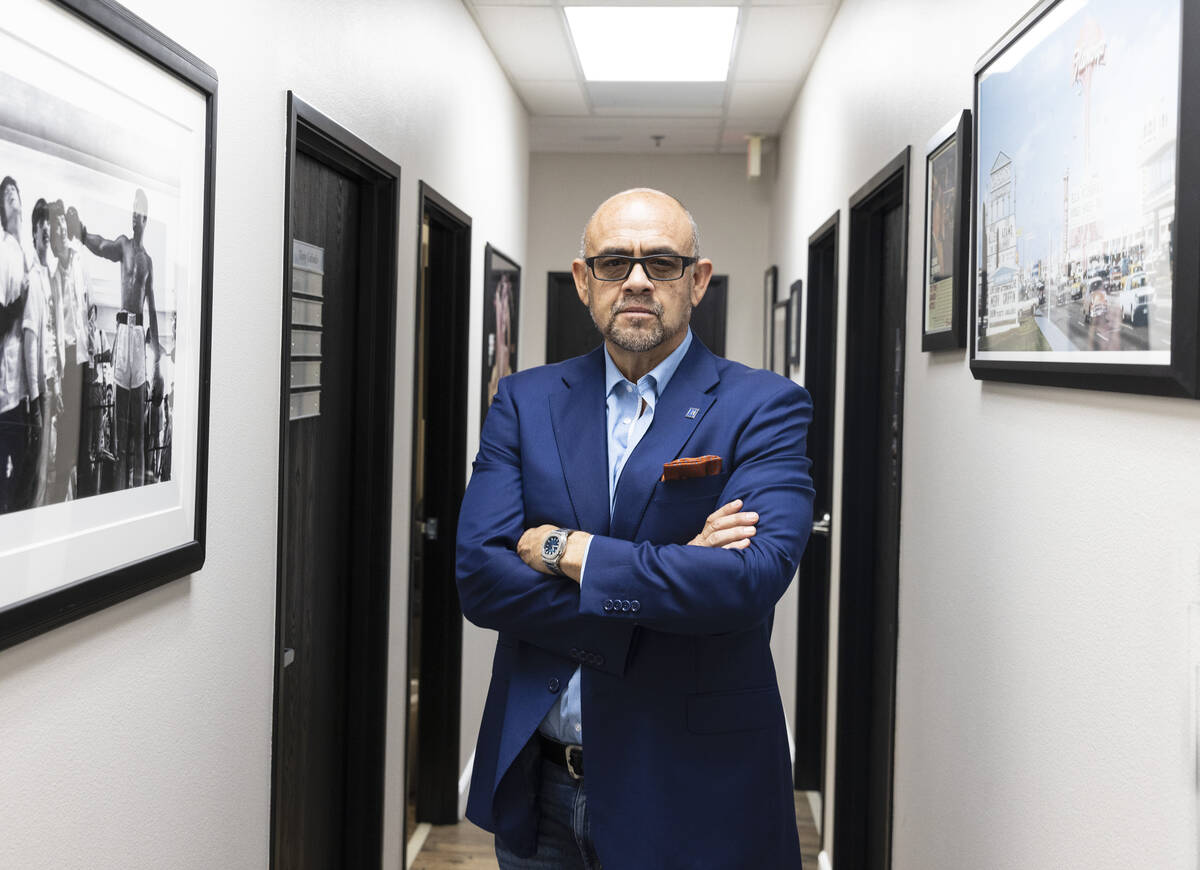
{"left": 537, "top": 329, "right": 694, "bottom": 745}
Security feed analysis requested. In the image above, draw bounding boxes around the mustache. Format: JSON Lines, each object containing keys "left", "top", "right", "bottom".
{"left": 611, "top": 299, "right": 664, "bottom": 317}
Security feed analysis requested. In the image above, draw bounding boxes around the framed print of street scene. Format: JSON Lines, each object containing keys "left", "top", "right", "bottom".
{"left": 923, "top": 110, "right": 971, "bottom": 351}
{"left": 971, "top": 0, "right": 1200, "bottom": 396}
{"left": 481, "top": 244, "right": 520, "bottom": 428}
{"left": 0, "top": 0, "right": 215, "bottom": 649}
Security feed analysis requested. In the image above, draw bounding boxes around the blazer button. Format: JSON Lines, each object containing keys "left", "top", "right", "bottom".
{"left": 595, "top": 654, "right": 605, "bottom": 666}
{"left": 548, "top": 677, "right": 561, "bottom": 692}
{"left": 603, "top": 599, "right": 614, "bottom": 612}
{"left": 630, "top": 600, "right": 641, "bottom": 612}
{"left": 570, "top": 647, "right": 579, "bottom": 659}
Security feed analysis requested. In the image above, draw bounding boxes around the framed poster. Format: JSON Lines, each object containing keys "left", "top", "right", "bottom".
{"left": 481, "top": 243, "right": 520, "bottom": 428}
{"left": 788, "top": 278, "right": 803, "bottom": 369}
{"left": 762, "top": 265, "right": 778, "bottom": 368}
{"left": 923, "top": 110, "right": 971, "bottom": 351}
{"left": 971, "top": 0, "right": 1200, "bottom": 396}
{"left": 0, "top": 0, "right": 215, "bottom": 649}
{"left": 771, "top": 299, "right": 790, "bottom": 378}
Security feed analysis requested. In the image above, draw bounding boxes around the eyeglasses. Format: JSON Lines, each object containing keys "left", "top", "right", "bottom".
{"left": 584, "top": 254, "right": 697, "bottom": 282}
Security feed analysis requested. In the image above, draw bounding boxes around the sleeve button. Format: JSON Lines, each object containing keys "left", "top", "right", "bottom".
{"left": 630, "top": 600, "right": 641, "bottom": 612}
{"left": 621, "top": 600, "right": 631, "bottom": 612}
{"left": 602, "top": 599, "right": 614, "bottom": 612}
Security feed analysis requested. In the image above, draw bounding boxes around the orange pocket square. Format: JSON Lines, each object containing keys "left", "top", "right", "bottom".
{"left": 661, "top": 455, "right": 723, "bottom": 482}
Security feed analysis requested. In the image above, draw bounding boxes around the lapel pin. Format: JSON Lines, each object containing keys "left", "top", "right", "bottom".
{"left": 685, "top": 407, "right": 699, "bottom": 419}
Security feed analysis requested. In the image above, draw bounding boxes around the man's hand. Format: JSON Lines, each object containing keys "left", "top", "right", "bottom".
{"left": 689, "top": 499, "right": 758, "bottom": 549}
{"left": 517, "top": 524, "right": 591, "bottom": 583}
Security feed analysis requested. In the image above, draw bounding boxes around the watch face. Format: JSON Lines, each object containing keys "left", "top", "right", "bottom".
{"left": 543, "top": 536, "right": 560, "bottom": 557}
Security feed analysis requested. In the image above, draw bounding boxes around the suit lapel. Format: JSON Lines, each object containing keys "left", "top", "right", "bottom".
{"left": 610, "top": 341, "right": 720, "bottom": 541}
{"left": 549, "top": 347, "right": 611, "bottom": 537}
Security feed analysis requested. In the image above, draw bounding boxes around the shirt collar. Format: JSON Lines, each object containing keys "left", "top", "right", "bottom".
{"left": 604, "top": 327, "right": 693, "bottom": 399}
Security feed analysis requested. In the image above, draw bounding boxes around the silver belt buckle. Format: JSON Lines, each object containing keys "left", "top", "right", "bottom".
{"left": 565, "top": 743, "right": 583, "bottom": 780}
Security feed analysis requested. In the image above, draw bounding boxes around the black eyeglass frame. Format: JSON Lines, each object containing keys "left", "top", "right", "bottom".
{"left": 583, "top": 253, "right": 698, "bottom": 282}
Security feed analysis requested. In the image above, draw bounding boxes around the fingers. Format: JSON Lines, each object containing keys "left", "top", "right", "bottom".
{"left": 709, "top": 510, "right": 758, "bottom": 533}
{"left": 706, "top": 525, "right": 756, "bottom": 548}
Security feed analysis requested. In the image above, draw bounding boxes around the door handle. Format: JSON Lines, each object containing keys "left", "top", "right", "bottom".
{"left": 811, "top": 512, "right": 831, "bottom": 537}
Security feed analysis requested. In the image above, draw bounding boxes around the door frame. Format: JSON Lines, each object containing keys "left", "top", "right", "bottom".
{"left": 404, "top": 182, "right": 472, "bottom": 841}
{"left": 269, "top": 91, "right": 400, "bottom": 870}
{"left": 794, "top": 210, "right": 839, "bottom": 798}
{"left": 832, "top": 148, "right": 909, "bottom": 870}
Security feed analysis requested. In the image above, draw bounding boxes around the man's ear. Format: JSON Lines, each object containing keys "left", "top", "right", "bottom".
{"left": 689, "top": 259, "right": 714, "bottom": 307}
{"left": 572, "top": 259, "right": 591, "bottom": 307}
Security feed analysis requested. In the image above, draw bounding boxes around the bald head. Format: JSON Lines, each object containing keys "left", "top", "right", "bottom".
{"left": 579, "top": 188, "right": 700, "bottom": 260}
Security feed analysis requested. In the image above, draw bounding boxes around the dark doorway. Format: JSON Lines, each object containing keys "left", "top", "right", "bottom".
{"left": 833, "top": 149, "right": 909, "bottom": 870}
{"left": 271, "top": 93, "right": 399, "bottom": 870}
{"left": 794, "top": 212, "right": 839, "bottom": 815}
{"left": 545, "top": 272, "right": 728, "bottom": 363}
{"left": 405, "top": 183, "right": 471, "bottom": 848}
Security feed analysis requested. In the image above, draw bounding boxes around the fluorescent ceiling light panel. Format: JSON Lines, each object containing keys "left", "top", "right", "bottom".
{"left": 564, "top": 6, "right": 738, "bottom": 82}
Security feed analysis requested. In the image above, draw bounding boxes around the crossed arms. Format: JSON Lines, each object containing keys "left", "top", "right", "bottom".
{"left": 455, "top": 375, "right": 815, "bottom": 671}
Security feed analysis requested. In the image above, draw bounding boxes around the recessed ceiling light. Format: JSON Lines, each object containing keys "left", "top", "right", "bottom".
{"left": 564, "top": 6, "right": 739, "bottom": 83}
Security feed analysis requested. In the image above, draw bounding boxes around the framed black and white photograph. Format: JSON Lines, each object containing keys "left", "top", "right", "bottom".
{"left": 788, "top": 278, "right": 802, "bottom": 370}
{"left": 923, "top": 109, "right": 971, "bottom": 351}
{"left": 972, "top": 0, "right": 1200, "bottom": 396}
{"left": 762, "top": 265, "right": 778, "bottom": 369}
{"left": 0, "top": 0, "right": 215, "bottom": 649}
{"left": 771, "top": 298, "right": 790, "bottom": 378}
{"left": 481, "top": 244, "right": 520, "bottom": 428}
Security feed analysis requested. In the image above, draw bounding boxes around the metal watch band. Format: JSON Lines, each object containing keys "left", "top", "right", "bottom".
{"left": 542, "top": 527, "right": 573, "bottom": 575}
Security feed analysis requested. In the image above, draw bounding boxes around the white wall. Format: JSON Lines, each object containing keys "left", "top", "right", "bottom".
{"left": 0, "top": 1, "right": 527, "bottom": 868}
{"left": 524, "top": 152, "right": 773, "bottom": 371}
{"left": 773, "top": 0, "right": 1200, "bottom": 867}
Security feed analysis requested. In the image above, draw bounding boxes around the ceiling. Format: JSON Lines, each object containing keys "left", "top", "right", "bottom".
{"left": 463, "top": 0, "right": 842, "bottom": 154}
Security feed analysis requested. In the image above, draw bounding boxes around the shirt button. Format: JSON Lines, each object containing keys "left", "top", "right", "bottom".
{"left": 548, "top": 677, "right": 561, "bottom": 692}
{"left": 622, "top": 417, "right": 631, "bottom": 425}
{"left": 575, "top": 723, "right": 582, "bottom": 733}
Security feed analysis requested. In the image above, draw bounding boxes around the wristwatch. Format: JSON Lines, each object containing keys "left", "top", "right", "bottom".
{"left": 541, "top": 528, "right": 574, "bottom": 576}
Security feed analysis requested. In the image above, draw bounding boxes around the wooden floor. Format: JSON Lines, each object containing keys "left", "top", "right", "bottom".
{"left": 409, "top": 790, "right": 820, "bottom": 868}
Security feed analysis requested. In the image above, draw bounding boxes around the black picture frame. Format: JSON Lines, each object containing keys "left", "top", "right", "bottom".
{"left": 788, "top": 279, "right": 803, "bottom": 369}
{"left": 763, "top": 265, "right": 778, "bottom": 368}
{"left": 971, "top": 0, "right": 1200, "bottom": 396}
{"left": 771, "top": 298, "right": 790, "bottom": 378}
{"left": 922, "top": 110, "right": 971, "bottom": 351}
{"left": 0, "top": 0, "right": 215, "bottom": 650}
{"left": 481, "top": 243, "right": 520, "bottom": 428}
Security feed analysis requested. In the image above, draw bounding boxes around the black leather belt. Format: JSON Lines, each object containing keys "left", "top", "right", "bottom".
{"left": 116, "top": 310, "right": 143, "bottom": 326}
{"left": 539, "top": 734, "right": 584, "bottom": 779}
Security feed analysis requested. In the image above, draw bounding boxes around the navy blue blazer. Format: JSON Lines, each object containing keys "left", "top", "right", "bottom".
{"left": 456, "top": 338, "right": 815, "bottom": 868}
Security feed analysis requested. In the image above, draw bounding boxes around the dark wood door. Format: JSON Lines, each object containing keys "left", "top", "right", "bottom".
{"left": 407, "top": 185, "right": 470, "bottom": 830}
{"left": 545, "top": 271, "right": 728, "bottom": 363}
{"left": 834, "top": 151, "right": 909, "bottom": 870}
{"left": 794, "top": 214, "right": 838, "bottom": 796}
{"left": 276, "top": 151, "right": 360, "bottom": 869}
{"left": 691, "top": 275, "right": 727, "bottom": 357}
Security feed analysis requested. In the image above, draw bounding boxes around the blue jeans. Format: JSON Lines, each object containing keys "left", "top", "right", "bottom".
{"left": 494, "top": 752, "right": 603, "bottom": 869}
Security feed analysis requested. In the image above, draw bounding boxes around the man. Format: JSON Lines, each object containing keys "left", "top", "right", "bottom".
{"left": 83, "top": 302, "right": 111, "bottom": 495}
{"left": 21, "top": 198, "right": 58, "bottom": 508}
{"left": 48, "top": 200, "right": 90, "bottom": 500}
{"left": 457, "top": 188, "right": 815, "bottom": 868}
{"left": 81, "top": 188, "right": 157, "bottom": 489}
{"left": 0, "top": 176, "right": 28, "bottom": 513}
